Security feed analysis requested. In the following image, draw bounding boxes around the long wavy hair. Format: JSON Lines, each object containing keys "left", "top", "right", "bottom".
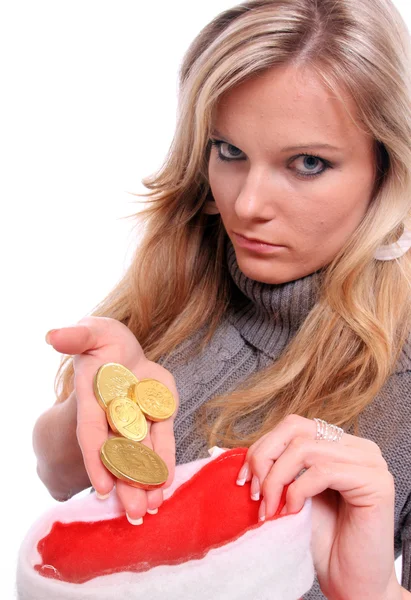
{"left": 55, "top": 0, "right": 411, "bottom": 447}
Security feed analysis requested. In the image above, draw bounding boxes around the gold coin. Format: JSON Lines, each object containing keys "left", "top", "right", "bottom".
{"left": 93, "top": 363, "right": 139, "bottom": 410}
{"left": 100, "top": 437, "right": 168, "bottom": 490}
{"left": 131, "top": 379, "right": 176, "bottom": 421}
{"left": 107, "top": 397, "right": 148, "bottom": 442}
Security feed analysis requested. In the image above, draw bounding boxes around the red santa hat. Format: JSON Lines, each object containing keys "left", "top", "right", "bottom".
{"left": 17, "top": 447, "right": 314, "bottom": 599}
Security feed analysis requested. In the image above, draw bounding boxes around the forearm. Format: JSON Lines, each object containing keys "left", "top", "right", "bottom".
{"left": 32, "top": 391, "right": 91, "bottom": 500}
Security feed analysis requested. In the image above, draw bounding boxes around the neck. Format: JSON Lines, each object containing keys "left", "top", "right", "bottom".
{"left": 226, "top": 239, "right": 323, "bottom": 358}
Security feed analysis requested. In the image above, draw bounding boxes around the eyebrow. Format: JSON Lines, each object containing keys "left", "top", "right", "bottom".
{"left": 210, "top": 129, "right": 343, "bottom": 152}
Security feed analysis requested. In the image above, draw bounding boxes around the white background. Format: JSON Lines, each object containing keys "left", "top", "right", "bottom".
{"left": 1, "top": 1, "right": 410, "bottom": 597}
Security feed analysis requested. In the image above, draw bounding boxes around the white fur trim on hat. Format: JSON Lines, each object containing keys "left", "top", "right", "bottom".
{"left": 17, "top": 450, "right": 314, "bottom": 600}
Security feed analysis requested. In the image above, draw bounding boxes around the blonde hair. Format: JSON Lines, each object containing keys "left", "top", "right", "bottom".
{"left": 56, "top": 0, "right": 411, "bottom": 448}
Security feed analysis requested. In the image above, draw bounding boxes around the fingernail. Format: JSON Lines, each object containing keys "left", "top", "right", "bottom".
{"left": 236, "top": 462, "right": 249, "bottom": 485}
{"left": 126, "top": 513, "right": 143, "bottom": 526}
{"left": 250, "top": 474, "right": 260, "bottom": 500}
{"left": 147, "top": 508, "right": 158, "bottom": 515}
{"left": 95, "top": 491, "right": 111, "bottom": 500}
{"left": 45, "top": 329, "right": 59, "bottom": 345}
{"left": 258, "top": 499, "right": 266, "bottom": 522}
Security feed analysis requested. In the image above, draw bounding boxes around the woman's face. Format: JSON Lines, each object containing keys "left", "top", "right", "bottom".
{"left": 208, "top": 65, "right": 376, "bottom": 284}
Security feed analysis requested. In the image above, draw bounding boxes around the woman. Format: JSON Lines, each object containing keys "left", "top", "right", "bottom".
{"left": 33, "top": 0, "right": 411, "bottom": 597}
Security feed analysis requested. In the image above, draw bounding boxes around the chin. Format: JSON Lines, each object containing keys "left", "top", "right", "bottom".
{"left": 235, "top": 252, "right": 304, "bottom": 285}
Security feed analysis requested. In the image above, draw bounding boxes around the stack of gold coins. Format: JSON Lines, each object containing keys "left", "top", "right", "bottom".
{"left": 93, "top": 362, "right": 176, "bottom": 490}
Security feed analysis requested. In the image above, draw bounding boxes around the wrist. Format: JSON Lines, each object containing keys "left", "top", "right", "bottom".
{"left": 33, "top": 391, "right": 91, "bottom": 499}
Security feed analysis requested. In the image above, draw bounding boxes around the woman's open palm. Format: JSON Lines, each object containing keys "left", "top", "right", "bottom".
{"left": 46, "top": 316, "right": 178, "bottom": 523}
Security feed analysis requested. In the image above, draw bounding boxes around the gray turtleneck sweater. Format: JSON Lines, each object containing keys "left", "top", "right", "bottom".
{"left": 161, "top": 242, "right": 411, "bottom": 598}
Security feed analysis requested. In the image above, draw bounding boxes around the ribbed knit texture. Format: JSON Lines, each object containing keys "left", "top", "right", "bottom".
{"left": 225, "top": 242, "right": 322, "bottom": 358}
{"left": 160, "top": 240, "right": 411, "bottom": 597}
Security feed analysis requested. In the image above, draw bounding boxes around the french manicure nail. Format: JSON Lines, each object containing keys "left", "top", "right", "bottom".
{"left": 45, "top": 329, "right": 59, "bottom": 345}
{"left": 126, "top": 513, "right": 143, "bottom": 526}
{"left": 95, "top": 491, "right": 110, "bottom": 500}
{"left": 236, "top": 462, "right": 249, "bottom": 485}
{"left": 147, "top": 508, "right": 158, "bottom": 515}
{"left": 258, "top": 499, "right": 266, "bottom": 522}
{"left": 250, "top": 474, "right": 260, "bottom": 501}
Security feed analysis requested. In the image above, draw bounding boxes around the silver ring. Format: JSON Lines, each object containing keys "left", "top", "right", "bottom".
{"left": 314, "top": 418, "right": 344, "bottom": 442}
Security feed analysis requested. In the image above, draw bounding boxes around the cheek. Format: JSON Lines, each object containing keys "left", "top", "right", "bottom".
{"left": 291, "top": 166, "right": 374, "bottom": 232}
{"left": 289, "top": 199, "right": 372, "bottom": 258}
{"left": 208, "top": 163, "right": 236, "bottom": 213}
{"left": 325, "top": 180, "right": 372, "bottom": 231}
{"left": 290, "top": 204, "right": 357, "bottom": 239}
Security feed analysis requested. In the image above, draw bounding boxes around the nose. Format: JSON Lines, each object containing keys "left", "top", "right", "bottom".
{"left": 234, "top": 166, "right": 278, "bottom": 221}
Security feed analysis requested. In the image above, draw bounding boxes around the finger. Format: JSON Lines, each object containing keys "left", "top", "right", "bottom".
{"left": 46, "top": 324, "right": 103, "bottom": 355}
{"left": 252, "top": 414, "right": 382, "bottom": 461}
{"left": 247, "top": 416, "right": 319, "bottom": 468}
{"left": 136, "top": 424, "right": 164, "bottom": 512}
{"left": 236, "top": 429, "right": 287, "bottom": 486}
{"left": 284, "top": 463, "right": 394, "bottom": 518}
{"left": 146, "top": 489, "right": 163, "bottom": 514}
{"left": 260, "top": 437, "right": 388, "bottom": 518}
{"left": 116, "top": 480, "right": 148, "bottom": 524}
{"left": 46, "top": 316, "right": 132, "bottom": 356}
{"left": 77, "top": 416, "right": 114, "bottom": 496}
{"left": 236, "top": 417, "right": 315, "bottom": 485}
{"left": 149, "top": 419, "right": 176, "bottom": 488}
{"left": 250, "top": 475, "right": 261, "bottom": 501}
{"left": 75, "top": 355, "right": 114, "bottom": 496}
{"left": 236, "top": 460, "right": 252, "bottom": 485}
{"left": 245, "top": 414, "right": 381, "bottom": 481}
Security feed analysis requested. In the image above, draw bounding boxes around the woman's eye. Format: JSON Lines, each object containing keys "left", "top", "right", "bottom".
{"left": 210, "top": 139, "right": 332, "bottom": 179}
{"left": 291, "top": 154, "right": 329, "bottom": 178}
{"left": 210, "top": 140, "right": 245, "bottom": 161}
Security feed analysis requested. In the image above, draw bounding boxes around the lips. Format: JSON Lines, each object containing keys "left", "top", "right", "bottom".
{"left": 235, "top": 233, "right": 283, "bottom": 246}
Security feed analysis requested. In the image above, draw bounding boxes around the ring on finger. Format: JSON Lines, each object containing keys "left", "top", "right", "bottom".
{"left": 314, "top": 418, "right": 344, "bottom": 442}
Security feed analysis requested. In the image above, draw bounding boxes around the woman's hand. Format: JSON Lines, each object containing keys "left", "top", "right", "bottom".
{"left": 46, "top": 316, "right": 178, "bottom": 525}
{"left": 236, "top": 414, "right": 402, "bottom": 600}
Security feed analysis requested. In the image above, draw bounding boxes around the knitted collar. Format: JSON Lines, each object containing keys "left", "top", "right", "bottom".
{"left": 225, "top": 239, "right": 323, "bottom": 359}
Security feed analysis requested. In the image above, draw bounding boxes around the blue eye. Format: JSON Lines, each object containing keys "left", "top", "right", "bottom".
{"left": 209, "top": 139, "right": 332, "bottom": 179}
{"left": 301, "top": 155, "right": 319, "bottom": 170}
{"left": 210, "top": 140, "right": 245, "bottom": 161}
{"left": 293, "top": 154, "right": 331, "bottom": 178}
